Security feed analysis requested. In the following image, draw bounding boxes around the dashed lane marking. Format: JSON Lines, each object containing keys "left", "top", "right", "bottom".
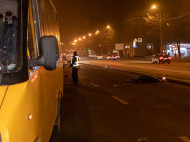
{"left": 179, "top": 136, "right": 190, "bottom": 142}
{"left": 112, "top": 96, "right": 129, "bottom": 105}
{"left": 90, "top": 83, "right": 100, "bottom": 87}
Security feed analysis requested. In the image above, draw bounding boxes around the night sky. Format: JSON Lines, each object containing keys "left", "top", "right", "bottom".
{"left": 53, "top": 0, "right": 177, "bottom": 43}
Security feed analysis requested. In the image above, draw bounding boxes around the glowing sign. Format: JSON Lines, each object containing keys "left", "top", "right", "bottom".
{"left": 133, "top": 39, "right": 137, "bottom": 48}
{"left": 138, "top": 38, "right": 142, "bottom": 43}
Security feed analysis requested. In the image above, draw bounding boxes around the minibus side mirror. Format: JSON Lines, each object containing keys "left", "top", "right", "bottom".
{"left": 28, "top": 36, "right": 59, "bottom": 70}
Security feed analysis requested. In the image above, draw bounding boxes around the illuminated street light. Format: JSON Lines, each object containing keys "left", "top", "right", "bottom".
{"left": 95, "top": 30, "right": 100, "bottom": 35}
{"left": 83, "top": 36, "right": 86, "bottom": 39}
{"left": 151, "top": 4, "right": 157, "bottom": 9}
{"left": 106, "top": 25, "right": 110, "bottom": 29}
{"left": 150, "top": 4, "right": 163, "bottom": 52}
{"left": 79, "top": 38, "right": 82, "bottom": 41}
{"left": 89, "top": 33, "right": 92, "bottom": 37}
{"left": 74, "top": 39, "right": 78, "bottom": 43}
{"left": 72, "top": 43, "right": 76, "bottom": 45}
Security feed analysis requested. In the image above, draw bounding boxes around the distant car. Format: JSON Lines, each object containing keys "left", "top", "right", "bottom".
{"left": 106, "top": 54, "right": 117, "bottom": 61}
{"left": 95, "top": 54, "right": 103, "bottom": 60}
{"left": 116, "top": 55, "right": 120, "bottom": 59}
{"left": 89, "top": 54, "right": 96, "bottom": 58}
{"left": 152, "top": 54, "right": 171, "bottom": 64}
{"left": 113, "top": 53, "right": 120, "bottom": 59}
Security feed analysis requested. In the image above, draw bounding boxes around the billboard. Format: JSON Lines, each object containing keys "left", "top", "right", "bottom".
{"left": 115, "top": 43, "right": 124, "bottom": 50}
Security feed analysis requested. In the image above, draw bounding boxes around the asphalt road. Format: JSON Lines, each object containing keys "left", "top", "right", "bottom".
{"left": 80, "top": 58, "right": 190, "bottom": 84}
{"left": 51, "top": 64, "right": 190, "bottom": 142}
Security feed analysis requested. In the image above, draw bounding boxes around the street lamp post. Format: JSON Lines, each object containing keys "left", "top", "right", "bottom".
{"left": 82, "top": 36, "right": 87, "bottom": 55}
{"left": 151, "top": 4, "right": 163, "bottom": 53}
{"left": 105, "top": 25, "right": 113, "bottom": 54}
{"left": 159, "top": 12, "right": 163, "bottom": 52}
{"left": 88, "top": 33, "right": 95, "bottom": 52}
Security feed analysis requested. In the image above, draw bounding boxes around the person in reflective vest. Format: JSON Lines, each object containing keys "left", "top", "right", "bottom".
{"left": 70, "top": 51, "right": 79, "bottom": 85}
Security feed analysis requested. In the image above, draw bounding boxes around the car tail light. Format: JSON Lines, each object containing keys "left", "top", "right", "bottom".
{"left": 160, "top": 57, "right": 164, "bottom": 60}
{"left": 168, "top": 57, "right": 171, "bottom": 60}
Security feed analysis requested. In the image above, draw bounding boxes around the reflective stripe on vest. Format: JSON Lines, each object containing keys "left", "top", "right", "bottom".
{"left": 71, "top": 56, "right": 80, "bottom": 67}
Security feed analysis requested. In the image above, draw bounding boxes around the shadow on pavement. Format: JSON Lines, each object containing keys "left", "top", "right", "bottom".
{"left": 50, "top": 67, "right": 92, "bottom": 142}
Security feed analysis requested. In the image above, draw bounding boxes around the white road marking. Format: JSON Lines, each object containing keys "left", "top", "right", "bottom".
{"left": 112, "top": 96, "right": 128, "bottom": 105}
{"left": 179, "top": 136, "right": 190, "bottom": 142}
{"left": 90, "top": 83, "right": 100, "bottom": 87}
{"left": 113, "top": 85, "right": 118, "bottom": 87}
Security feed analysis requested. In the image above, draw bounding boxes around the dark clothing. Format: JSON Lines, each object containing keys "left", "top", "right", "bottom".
{"left": 71, "top": 55, "right": 78, "bottom": 84}
{"left": 71, "top": 56, "right": 77, "bottom": 66}
{"left": 72, "top": 67, "right": 78, "bottom": 84}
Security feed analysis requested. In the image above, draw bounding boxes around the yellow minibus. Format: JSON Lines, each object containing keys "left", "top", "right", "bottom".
{"left": 0, "top": 0, "right": 63, "bottom": 141}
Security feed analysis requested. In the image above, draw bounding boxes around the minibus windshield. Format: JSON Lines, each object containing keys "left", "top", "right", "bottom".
{"left": 0, "top": 0, "right": 20, "bottom": 73}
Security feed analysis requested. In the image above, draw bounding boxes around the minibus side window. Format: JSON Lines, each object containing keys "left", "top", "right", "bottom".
{"left": 27, "top": 1, "right": 38, "bottom": 59}
{"left": 31, "top": 0, "right": 41, "bottom": 56}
